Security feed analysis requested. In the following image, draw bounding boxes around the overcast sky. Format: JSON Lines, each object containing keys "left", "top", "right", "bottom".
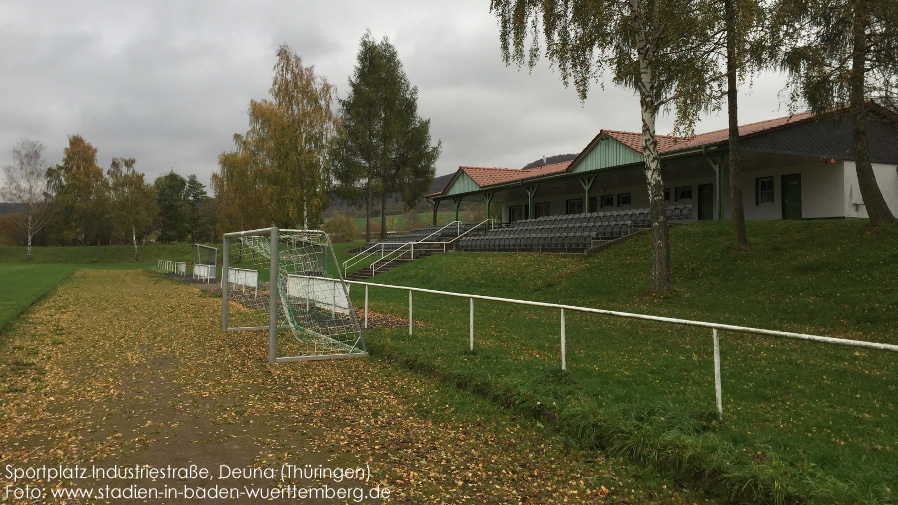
{"left": 1, "top": 0, "right": 796, "bottom": 187}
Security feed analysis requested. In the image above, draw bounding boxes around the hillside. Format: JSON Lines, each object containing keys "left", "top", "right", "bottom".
{"left": 348, "top": 219, "right": 898, "bottom": 504}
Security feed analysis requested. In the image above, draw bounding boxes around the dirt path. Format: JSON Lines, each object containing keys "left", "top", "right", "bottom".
{"left": 0, "top": 270, "right": 715, "bottom": 504}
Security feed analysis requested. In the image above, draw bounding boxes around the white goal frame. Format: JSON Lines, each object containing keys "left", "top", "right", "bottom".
{"left": 221, "top": 227, "right": 367, "bottom": 364}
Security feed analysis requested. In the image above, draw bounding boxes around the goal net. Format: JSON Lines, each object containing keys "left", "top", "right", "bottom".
{"left": 221, "top": 228, "right": 367, "bottom": 363}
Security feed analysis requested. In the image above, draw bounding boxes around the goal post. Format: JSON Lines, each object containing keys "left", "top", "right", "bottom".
{"left": 221, "top": 227, "right": 367, "bottom": 364}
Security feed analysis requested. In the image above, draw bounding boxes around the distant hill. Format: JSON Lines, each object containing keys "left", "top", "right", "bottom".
{"left": 428, "top": 173, "right": 454, "bottom": 195}
{"left": 0, "top": 203, "right": 23, "bottom": 216}
{"left": 520, "top": 153, "right": 578, "bottom": 170}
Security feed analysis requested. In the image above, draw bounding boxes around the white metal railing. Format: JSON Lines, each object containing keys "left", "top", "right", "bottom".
{"left": 225, "top": 267, "right": 259, "bottom": 296}
{"left": 294, "top": 274, "right": 898, "bottom": 419}
{"left": 157, "top": 260, "right": 187, "bottom": 275}
{"left": 364, "top": 219, "right": 494, "bottom": 277}
{"left": 193, "top": 263, "right": 217, "bottom": 282}
{"left": 343, "top": 220, "right": 494, "bottom": 276}
{"left": 343, "top": 220, "right": 464, "bottom": 273}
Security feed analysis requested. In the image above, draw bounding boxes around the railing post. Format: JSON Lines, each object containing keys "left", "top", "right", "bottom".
{"left": 411, "top": 242, "right": 414, "bottom": 259}
{"left": 364, "top": 284, "right": 369, "bottom": 329}
{"left": 408, "top": 290, "right": 413, "bottom": 336}
{"left": 713, "top": 328, "right": 722, "bottom": 420}
{"left": 469, "top": 297, "right": 474, "bottom": 351}
{"left": 561, "top": 308, "right": 566, "bottom": 371}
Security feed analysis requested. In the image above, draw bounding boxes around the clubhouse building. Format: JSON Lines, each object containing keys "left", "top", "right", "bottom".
{"left": 428, "top": 106, "right": 898, "bottom": 225}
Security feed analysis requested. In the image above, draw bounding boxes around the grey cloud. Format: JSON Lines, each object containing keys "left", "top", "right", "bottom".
{"left": 0, "top": 0, "right": 794, "bottom": 190}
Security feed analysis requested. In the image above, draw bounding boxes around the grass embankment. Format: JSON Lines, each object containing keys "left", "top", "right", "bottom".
{"left": 0, "top": 243, "right": 195, "bottom": 265}
{"left": 348, "top": 219, "right": 898, "bottom": 504}
{"left": 351, "top": 210, "right": 459, "bottom": 232}
{"left": 0, "top": 265, "right": 77, "bottom": 337}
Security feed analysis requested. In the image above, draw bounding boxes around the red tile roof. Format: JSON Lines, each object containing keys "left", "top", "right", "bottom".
{"left": 600, "top": 111, "right": 819, "bottom": 155}
{"left": 457, "top": 161, "right": 571, "bottom": 188}
{"left": 433, "top": 108, "right": 847, "bottom": 198}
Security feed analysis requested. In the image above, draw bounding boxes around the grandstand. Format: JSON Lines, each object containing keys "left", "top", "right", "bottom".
{"left": 347, "top": 205, "right": 693, "bottom": 273}
{"left": 457, "top": 204, "right": 692, "bottom": 252}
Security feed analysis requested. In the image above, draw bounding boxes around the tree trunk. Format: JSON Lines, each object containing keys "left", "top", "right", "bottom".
{"left": 379, "top": 192, "right": 387, "bottom": 241}
{"left": 26, "top": 214, "right": 33, "bottom": 261}
{"left": 634, "top": 4, "right": 671, "bottom": 292}
{"left": 364, "top": 186, "right": 371, "bottom": 242}
{"left": 95, "top": 237, "right": 100, "bottom": 262}
{"left": 132, "top": 224, "right": 139, "bottom": 262}
{"left": 849, "top": 2, "right": 895, "bottom": 227}
{"left": 726, "top": 0, "right": 749, "bottom": 248}
{"left": 302, "top": 196, "right": 308, "bottom": 230}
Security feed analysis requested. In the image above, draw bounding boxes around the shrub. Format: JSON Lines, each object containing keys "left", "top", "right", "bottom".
{"left": 404, "top": 210, "right": 422, "bottom": 231}
{"left": 322, "top": 214, "right": 359, "bottom": 243}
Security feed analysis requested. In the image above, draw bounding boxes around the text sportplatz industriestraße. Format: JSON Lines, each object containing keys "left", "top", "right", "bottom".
{"left": 4, "top": 463, "right": 392, "bottom": 502}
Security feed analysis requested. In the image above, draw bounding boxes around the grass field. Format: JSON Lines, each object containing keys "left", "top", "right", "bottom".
{"left": 350, "top": 210, "right": 463, "bottom": 232}
{"left": 344, "top": 219, "right": 898, "bottom": 504}
{"left": 0, "top": 268, "right": 715, "bottom": 504}
{"left": 2, "top": 220, "right": 894, "bottom": 503}
{"left": 0, "top": 265, "right": 77, "bottom": 336}
{"left": 0, "top": 243, "right": 196, "bottom": 264}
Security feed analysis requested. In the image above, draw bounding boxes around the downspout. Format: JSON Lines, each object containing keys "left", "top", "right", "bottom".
{"left": 702, "top": 146, "right": 723, "bottom": 220}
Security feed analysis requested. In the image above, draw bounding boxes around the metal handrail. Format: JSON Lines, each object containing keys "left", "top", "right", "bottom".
{"left": 343, "top": 221, "right": 464, "bottom": 272}
{"left": 294, "top": 273, "right": 898, "bottom": 419}
{"left": 366, "top": 219, "right": 494, "bottom": 275}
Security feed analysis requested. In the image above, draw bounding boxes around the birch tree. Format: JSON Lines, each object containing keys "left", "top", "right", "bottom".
{"left": 0, "top": 139, "right": 54, "bottom": 260}
{"left": 773, "top": 0, "right": 897, "bottom": 227}
{"left": 246, "top": 45, "right": 337, "bottom": 229}
{"left": 108, "top": 157, "right": 156, "bottom": 261}
{"left": 491, "top": 0, "right": 723, "bottom": 291}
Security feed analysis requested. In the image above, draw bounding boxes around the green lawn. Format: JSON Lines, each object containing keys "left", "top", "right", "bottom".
{"left": 0, "top": 264, "right": 77, "bottom": 336}
{"left": 0, "top": 243, "right": 195, "bottom": 265}
{"left": 351, "top": 210, "right": 460, "bottom": 232}
{"left": 344, "top": 219, "right": 898, "bottom": 504}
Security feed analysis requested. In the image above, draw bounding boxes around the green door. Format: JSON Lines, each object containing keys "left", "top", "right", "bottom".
{"left": 782, "top": 173, "right": 802, "bottom": 220}
{"left": 697, "top": 183, "right": 714, "bottom": 220}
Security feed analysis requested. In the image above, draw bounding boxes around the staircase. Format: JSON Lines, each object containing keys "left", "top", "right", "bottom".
{"left": 345, "top": 249, "right": 438, "bottom": 281}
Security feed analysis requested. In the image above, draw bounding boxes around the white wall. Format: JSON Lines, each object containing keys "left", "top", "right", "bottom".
{"left": 842, "top": 161, "right": 898, "bottom": 218}
{"left": 720, "top": 158, "right": 846, "bottom": 220}
{"left": 495, "top": 155, "right": 895, "bottom": 222}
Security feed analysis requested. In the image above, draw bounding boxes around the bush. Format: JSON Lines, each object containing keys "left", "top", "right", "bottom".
{"left": 404, "top": 210, "right": 422, "bottom": 231}
{"left": 322, "top": 214, "right": 359, "bottom": 243}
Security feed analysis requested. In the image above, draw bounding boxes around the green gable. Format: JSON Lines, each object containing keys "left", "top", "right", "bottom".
{"left": 569, "top": 136, "right": 643, "bottom": 174}
{"left": 443, "top": 171, "right": 481, "bottom": 196}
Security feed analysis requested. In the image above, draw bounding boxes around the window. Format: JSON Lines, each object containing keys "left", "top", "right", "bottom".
{"left": 756, "top": 177, "right": 774, "bottom": 205}
{"left": 534, "top": 202, "right": 550, "bottom": 218}
{"left": 674, "top": 186, "right": 693, "bottom": 201}
{"left": 508, "top": 205, "right": 523, "bottom": 222}
{"left": 617, "top": 193, "right": 631, "bottom": 207}
{"left": 566, "top": 198, "right": 584, "bottom": 214}
{"left": 589, "top": 196, "right": 598, "bottom": 213}
{"left": 600, "top": 194, "right": 614, "bottom": 208}
{"left": 664, "top": 188, "right": 670, "bottom": 202}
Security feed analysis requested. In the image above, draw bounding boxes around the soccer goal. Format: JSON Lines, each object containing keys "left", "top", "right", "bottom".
{"left": 192, "top": 243, "right": 218, "bottom": 282}
{"left": 221, "top": 227, "right": 367, "bottom": 363}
